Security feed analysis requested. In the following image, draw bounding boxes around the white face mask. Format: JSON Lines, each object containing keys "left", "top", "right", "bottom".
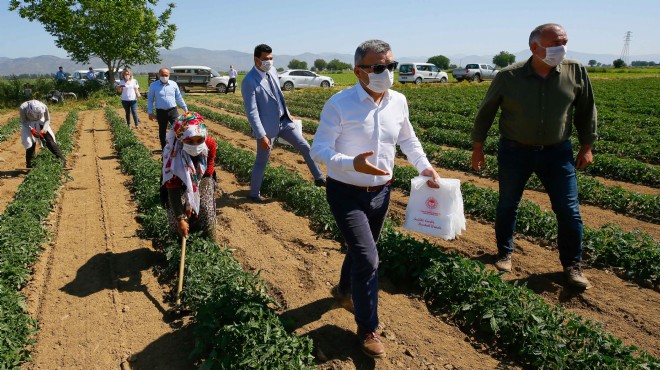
{"left": 183, "top": 143, "right": 206, "bottom": 157}
{"left": 538, "top": 44, "right": 567, "bottom": 67}
{"left": 260, "top": 59, "right": 273, "bottom": 71}
{"left": 160, "top": 76, "right": 169, "bottom": 84}
{"left": 365, "top": 69, "right": 393, "bottom": 94}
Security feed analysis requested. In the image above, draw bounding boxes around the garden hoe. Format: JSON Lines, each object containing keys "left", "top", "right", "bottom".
{"left": 176, "top": 236, "right": 187, "bottom": 307}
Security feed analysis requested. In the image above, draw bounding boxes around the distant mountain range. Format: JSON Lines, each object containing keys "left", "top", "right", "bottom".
{"left": 1, "top": 47, "right": 659, "bottom": 76}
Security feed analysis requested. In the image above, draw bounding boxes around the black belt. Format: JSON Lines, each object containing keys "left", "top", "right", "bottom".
{"left": 156, "top": 107, "right": 177, "bottom": 112}
{"left": 502, "top": 138, "right": 564, "bottom": 151}
{"left": 327, "top": 177, "right": 393, "bottom": 192}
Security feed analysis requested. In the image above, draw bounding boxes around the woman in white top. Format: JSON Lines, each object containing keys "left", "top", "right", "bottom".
{"left": 118, "top": 68, "right": 140, "bottom": 128}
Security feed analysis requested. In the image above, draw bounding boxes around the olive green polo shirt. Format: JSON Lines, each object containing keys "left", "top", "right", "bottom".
{"left": 472, "top": 57, "right": 597, "bottom": 146}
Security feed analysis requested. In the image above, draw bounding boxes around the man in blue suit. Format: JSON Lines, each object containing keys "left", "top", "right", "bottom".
{"left": 241, "top": 44, "right": 325, "bottom": 202}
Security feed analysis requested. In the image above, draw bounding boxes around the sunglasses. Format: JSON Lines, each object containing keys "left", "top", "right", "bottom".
{"left": 357, "top": 61, "right": 398, "bottom": 74}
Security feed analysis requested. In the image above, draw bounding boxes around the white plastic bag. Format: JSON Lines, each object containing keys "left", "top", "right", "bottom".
{"left": 277, "top": 119, "right": 303, "bottom": 146}
{"left": 403, "top": 176, "right": 466, "bottom": 240}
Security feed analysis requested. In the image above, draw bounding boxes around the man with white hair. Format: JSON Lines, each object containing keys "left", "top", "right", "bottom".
{"left": 19, "top": 100, "right": 67, "bottom": 168}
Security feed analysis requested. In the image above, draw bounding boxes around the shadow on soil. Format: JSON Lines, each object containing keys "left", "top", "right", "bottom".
{"left": 60, "top": 248, "right": 169, "bottom": 317}
{"left": 129, "top": 325, "right": 197, "bottom": 370}
{"left": 282, "top": 297, "right": 376, "bottom": 369}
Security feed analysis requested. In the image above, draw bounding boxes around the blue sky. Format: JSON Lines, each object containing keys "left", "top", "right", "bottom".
{"left": 3, "top": 0, "right": 659, "bottom": 59}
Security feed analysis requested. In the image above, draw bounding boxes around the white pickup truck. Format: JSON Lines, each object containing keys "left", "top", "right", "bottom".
{"left": 451, "top": 63, "right": 499, "bottom": 82}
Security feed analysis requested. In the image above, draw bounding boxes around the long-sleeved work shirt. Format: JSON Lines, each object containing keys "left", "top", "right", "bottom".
{"left": 472, "top": 57, "right": 597, "bottom": 146}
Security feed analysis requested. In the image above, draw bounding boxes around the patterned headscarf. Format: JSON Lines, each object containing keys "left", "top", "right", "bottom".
{"left": 162, "top": 112, "right": 209, "bottom": 215}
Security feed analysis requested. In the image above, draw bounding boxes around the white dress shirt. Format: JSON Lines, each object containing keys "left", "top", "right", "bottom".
{"left": 311, "top": 83, "right": 431, "bottom": 187}
{"left": 229, "top": 68, "right": 238, "bottom": 79}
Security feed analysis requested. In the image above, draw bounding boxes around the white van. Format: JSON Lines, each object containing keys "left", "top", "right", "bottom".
{"left": 398, "top": 62, "right": 448, "bottom": 84}
{"left": 170, "top": 65, "right": 230, "bottom": 93}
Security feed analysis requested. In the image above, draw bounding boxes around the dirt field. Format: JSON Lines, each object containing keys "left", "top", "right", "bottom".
{"left": 0, "top": 100, "right": 656, "bottom": 369}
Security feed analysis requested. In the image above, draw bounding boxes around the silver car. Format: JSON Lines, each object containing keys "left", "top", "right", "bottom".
{"left": 278, "top": 70, "right": 334, "bottom": 91}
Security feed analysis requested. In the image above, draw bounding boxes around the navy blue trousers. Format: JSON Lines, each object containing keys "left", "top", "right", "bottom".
{"left": 327, "top": 178, "right": 391, "bottom": 332}
{"left": 496, "top": 139, "right": 583, "bottom": 267}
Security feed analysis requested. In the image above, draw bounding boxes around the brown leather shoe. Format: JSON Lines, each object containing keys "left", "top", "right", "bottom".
{"left": 564, "top": 263, "right": 592, "bottom": 289}
{"left": 330, "top": 285, "right": 354, "bottom": 313}
{"left": 494, "top": 253, "right": 512, "bottom": 272}
{"left": 359, "top": 330, "right": 385, "bottom": 359}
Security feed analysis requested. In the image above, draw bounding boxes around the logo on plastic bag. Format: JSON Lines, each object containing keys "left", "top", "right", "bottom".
{"left": 425, "top": 196, "right": 438, "bottom": 210}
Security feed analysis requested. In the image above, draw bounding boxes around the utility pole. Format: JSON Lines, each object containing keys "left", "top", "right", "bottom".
{"left": 620, "top": 31, "right": 631, "bottom": 66}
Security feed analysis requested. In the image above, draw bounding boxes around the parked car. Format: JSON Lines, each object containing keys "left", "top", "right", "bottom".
{"left": 451, "top": 63, "right": 499, "bottom": 82}
{"left": 69, "top": 69, "right": 91, "bottom": 83}
{"left": 69, "top": 68, "right": 120, "bottom": 86}
{"left": 170, "top": 65, "right": 230, "bottom": 93}
{"left": 398, "top": 63, "right": 448, "bottom": 84}
{"left": 278, "top": 70, "right": 334, "bottom": 91}
{"left": 93, "top": 68, "right": 121, "bottom": 87}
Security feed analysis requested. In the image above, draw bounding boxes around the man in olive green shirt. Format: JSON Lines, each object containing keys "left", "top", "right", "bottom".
{"left": 471, "top": 23, "right": 597, "bottom": 289}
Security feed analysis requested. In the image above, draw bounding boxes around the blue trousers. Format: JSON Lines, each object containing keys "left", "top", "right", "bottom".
{"left": 249, "top": 119, "right": 323, "bottom": 197}
{"left": 496, "top": 139, "right": 583, "bottom": 267}
{"left": 327, "top": 179, "right": 391, "bottom": 333}
{"left": 121, "top": 100, "right": 139, "bottom": 128}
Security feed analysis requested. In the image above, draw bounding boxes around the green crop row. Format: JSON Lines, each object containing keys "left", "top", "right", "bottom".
{"left": 105, "top": 108, "right": 315, "bottom": 369}
{"left": 0, "top": 111, "right": 78, "bottom": 369}
{"left": 433, "top": 148, "right": 659, "bottom": 223}
{"left": 190, "top": 100, "right": 658, "bottom": 225}
{"left": 274, "top": 81, "right": 660, "bottom": 164}
{"left": 419, "top": 125, "right": 660, "bottom": 187}
{"left": 392, "top": 165, "right": 659, "bottom": 288}
{"left": 213, "top": 137, "right": 659, "bottom": 369}
{"left": 188, "top": 103, "right": 660, "bottom": 288}
{"left": 0, "top": 118, "right": 21, "bottom": 144}
{"left": 198, "top": 92, "right": 660, "bottom": 187}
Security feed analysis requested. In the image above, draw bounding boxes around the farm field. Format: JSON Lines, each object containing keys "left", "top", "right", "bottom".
{"left": 0, "top": 76, "right": 658, "bottom": 369}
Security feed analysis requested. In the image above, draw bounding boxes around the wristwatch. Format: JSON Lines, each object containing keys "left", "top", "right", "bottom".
{"left": 177, "top": 214, "right": 188, "bottom": 221}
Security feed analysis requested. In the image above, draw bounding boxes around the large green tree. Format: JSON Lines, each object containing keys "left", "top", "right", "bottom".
{"left": 287, "top": 59, "right": 308, "bottom": 70}
{"left": 427, "top": 55, "right": 450, "bottom": 70}
{"left": 314, "top": 58, "right": 327, "bottom": 71}
{"left": 613, "top": 58, "right": 626, "bottom": 68}
{"left": 9, "top": 0, "right": 176, "bottom": 83}
{"left": 492, "top": 51, "right": 516, "bottom": 68}
{"left": 326, "top": 59, "right": 351, "bottom": 71}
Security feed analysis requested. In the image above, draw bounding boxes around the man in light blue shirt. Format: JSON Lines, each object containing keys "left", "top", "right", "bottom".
{"left": 55, "top": 66, "right": 66, "bottom": 81}
{"left": 147, "top": 68, "right": 188, "bottom": 148}
{"left": 86, "top": 67, "right": 96, "bottom": 80}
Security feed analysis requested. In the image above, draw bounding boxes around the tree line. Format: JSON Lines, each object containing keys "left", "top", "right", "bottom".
{"left": 286, "top": 58, "right": 352, "bottom": 71}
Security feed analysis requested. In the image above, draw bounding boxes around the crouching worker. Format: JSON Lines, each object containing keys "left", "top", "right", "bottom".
{"left": 161, "top": 112, "right": 217, "bottom": 239}
{"left": 19, "top": 99, "right": 67, "bottom": 168}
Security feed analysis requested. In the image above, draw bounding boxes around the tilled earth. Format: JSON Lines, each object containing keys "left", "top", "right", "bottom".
{"left": 0, "top": 101, "right": 656, "bottom": 369}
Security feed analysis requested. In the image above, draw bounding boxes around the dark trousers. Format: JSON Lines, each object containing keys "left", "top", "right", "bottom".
{"left": 121, "top": 100, "right": 139, "bottom": 127}
{"left": 26, "top": 131, "right": 65, "bottom": 167}
{"left": 156, "top": 107, "right": 179, "bottom": 148}
{"left": 496, "top": 139, "right": 583, "bottom": 267}
{"left": 226, "top": 78, "right": 237, "bottom": 93}
{"left": 326, "top": 178, "right": 391, "bottom": 333}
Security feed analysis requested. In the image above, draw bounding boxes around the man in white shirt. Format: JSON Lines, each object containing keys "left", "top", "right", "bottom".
{"left": 226, "top": 65, "right": 238, "bottom": 94}
{"left": 311, "top": 39, "right": 441, "bottom": 359}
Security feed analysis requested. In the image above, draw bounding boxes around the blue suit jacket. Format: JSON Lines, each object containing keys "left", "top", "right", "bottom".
{"left": 241, "top": 66, "right": 292, "bottom": 139}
